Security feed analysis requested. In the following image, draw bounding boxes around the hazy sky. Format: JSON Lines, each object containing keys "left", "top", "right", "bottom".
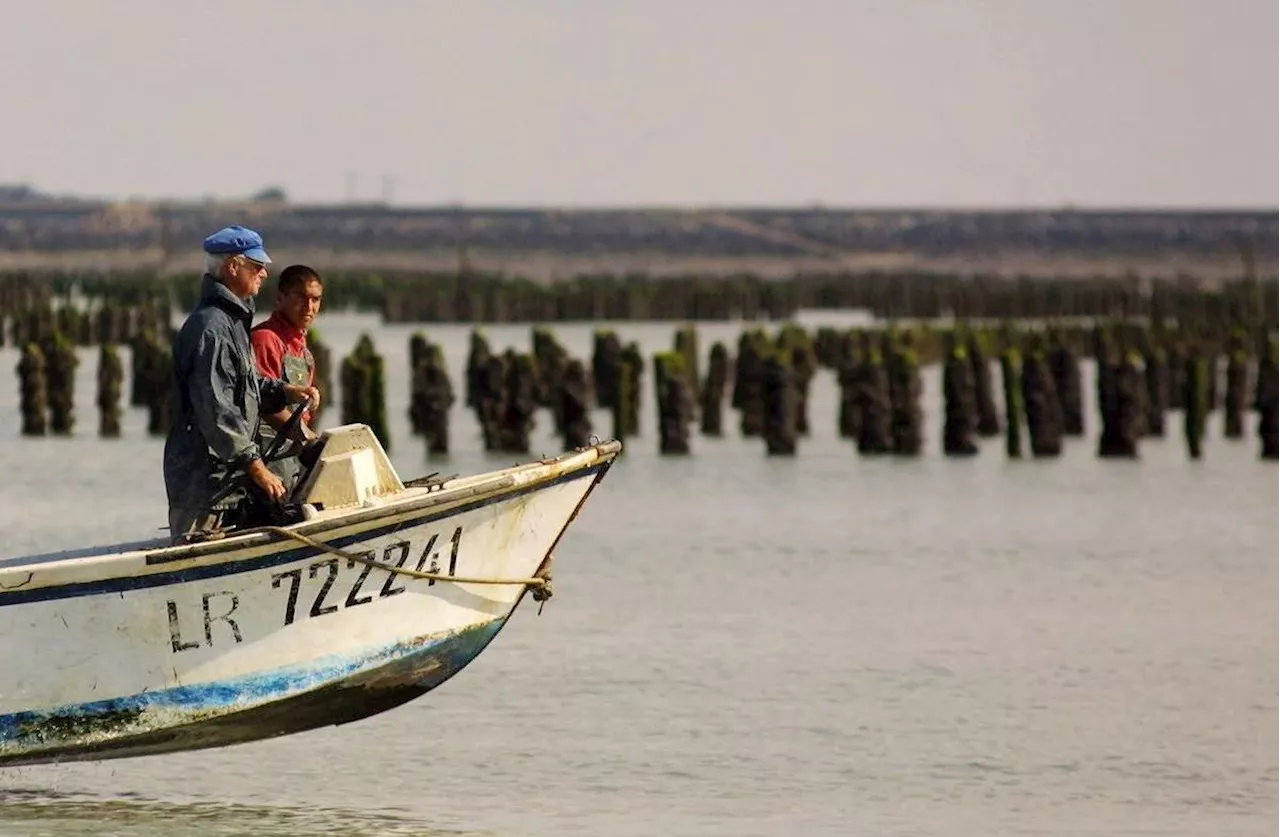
{"left": 2, "top": 0, "right": 1275, "bottom": 208}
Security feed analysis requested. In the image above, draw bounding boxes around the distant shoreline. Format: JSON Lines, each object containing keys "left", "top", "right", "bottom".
{"left": 1, "top": 193, "right": 1274, "bottom": 282}
{"left": 0, "top": 248, "right": 1269, "bottom": 284}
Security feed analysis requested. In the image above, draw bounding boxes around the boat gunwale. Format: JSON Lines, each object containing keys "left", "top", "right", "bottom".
{"left": 0, "top": 441, "right": 620, "bottom": 590}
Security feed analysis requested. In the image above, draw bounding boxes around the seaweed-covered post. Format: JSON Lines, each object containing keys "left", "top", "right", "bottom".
{"left": 885, "top": 330, "right": 923, "bottom": 457}
{"left": 1142, "top": 336, "right": 1169, "bottom": 438}
{"left": 732, "top": 330, "right": 766, "bottom": 437}
{"left": 128, "top": 329, "right": 153, "bottom": 409}
{"left": 97, "top": 343, "right": 123, "bottom": 438}
{"left": 942, "top": 334, "right": 979, "bottom": 456}
{"left": 612, "top": 342, "right": 644, "bottom": 440}
{"left": 44, "top": 331, "right": 79, "bottom": 435}
{"left": 476, "top": 354, "right": 506, "bottom": 452}
{"left": 408, "top": 332, "right": 431, "bottom": 437}
{"left": 498, "top": 351, "right": 539, "bottom": 454}
{"left": 1021, "top": 336, "right": 1063, "bottom": 457}
{"left": 836, "top": 331, "right": 862, "bottom": 440}
{"left": 1183, "top": 348, "right": 1208, "bottom": 460}
{"left": 17, "top": 342, "right": 48, "bottom": 436}
{"left": 1256, "top": 336, "right": 1278, "bottom": 460}
{"left": 970, "top": 331, "right": 1001, "bottom": 437}
{"left": 411, "top": 341, "right": 455, "bottom": 456}
{"left": 466, "top": 329, "right": 492, "bottom": 413}
{"left": 1000, "top": 345, "right": 1024, "bottom": 458}
{"left": 652, "top": 351, "right": 693, "bottom": 454}
{"left": 340, "top": 334, "right": 391, "bottom": 451}
{"left": 559, "top": 358, "right": 593, "bottom": 450}
{"left": 1167, "top": 341, "right": 1188, "bottom": 410}
{"left": 776, "top": 324, "right": 817, "bottom": 436}
{"left": 592, "top": 329, "right": 622, "bottom": 411}
{"left": 611, "top": 352, "right": 635, "bottom": 444}
{"left": 854, "top": 335, "right": 893, "bottom": 455}
{"left": 699, "top": 341, "right": 730, "bottom": 437}
{"left": 761, "top": 349, "right": 799, "bottom": 455}
{"left": 1097, "top": 350, "right": 1145, "bottom": 459}
{"left": 532, "top": 326, "right": 569, "bottom": 433}
{"left": 1049, "top": 329, "right": 1084, "bottom": 436}
{"left": 673, "top": 324, "right": 700, "bottom": 418}
{"left": 1222, "top": 331, "right": 1250, "bottom": 440}
{"left": 141, "top": 332, "right": 173, "bottom": 436}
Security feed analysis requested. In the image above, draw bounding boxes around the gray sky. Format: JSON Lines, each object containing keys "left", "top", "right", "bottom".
{"left": 2, "top": 0, "right": 1275, "bottom": 208}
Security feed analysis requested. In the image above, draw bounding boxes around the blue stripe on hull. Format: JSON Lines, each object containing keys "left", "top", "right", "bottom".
{"left": 0, "top": 617, "right": 507, "bottom": 767}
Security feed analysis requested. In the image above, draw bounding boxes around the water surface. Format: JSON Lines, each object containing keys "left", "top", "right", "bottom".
{"left": 0, "top": 312, "right": 1275, "bottom": 836}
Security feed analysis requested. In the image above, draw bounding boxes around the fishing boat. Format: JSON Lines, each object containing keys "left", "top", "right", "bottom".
{"left": 0, "top": 418, "right": 621, "bottom": 768}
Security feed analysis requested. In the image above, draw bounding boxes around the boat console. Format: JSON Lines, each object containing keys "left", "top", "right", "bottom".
{"left": 288, "top": 424, "right": 406, "bottom": 513}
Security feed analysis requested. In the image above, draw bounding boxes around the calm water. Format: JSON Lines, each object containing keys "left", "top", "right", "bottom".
{"left": 0, "top": 312, "right": 1275, "bottom": 836}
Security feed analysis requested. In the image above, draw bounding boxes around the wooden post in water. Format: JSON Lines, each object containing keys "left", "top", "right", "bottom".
{"left": 673, "top": 324, "right": 700, "bottom": 420}
{"left": 776, "top": 325, "right": 816, "bottom": 436}
{"left": 408, "top": 332, "right": 430, "bottom": 437}
{"left": 732, "top": 330, "right": 766, "bottom": 438}
{"left": 410, "top": 339, "right": 455, "bottom": 456}
{"left": 761, "top": 350, "right": 798, "bottom": 456}
{"left": 44, "top": 331, "right": 78, "bottom": 436}
{"left": 1183, "top": 349, "right": 1207, "bottom": 460}
{"left": 699, "top": 342, "right": 729, "bottom": 437}
{"left": 970, "top": 332, "right": 1001, "bottom": 437}
{"left": 17, "top": 342, "right": 49, "bottom": 437}
{"left": 558, "top": 358, "right": 593, "bottom": 451}
{"left": 1000, "top": 346, "right": 1024, "bottom": 459}
{"left": 497, "top": 351, "right": 538, "bottom": 454}
{"left": 142, "top": 332, "right": 173, "bottom": 436}
{"left": 653, "top": 351, "right": 693, "bottom": 455}
{"left": 854, "top": 336, "right": 892, "bottom": 456}
{"left": 942, "top": 335, "right": 979, "bottom": 456}
{"left": 836, "top": 331, "right": 861, "bottom": 441}
{"left": 532, "top": 327, "right": 568, "bottom": 435}
{"left": 1022, "top": 336, "right": 1063, "bottom": 457}
{"left": 476, "top": 354, "right": 505, "bottom": 452}
{"left": 1223, "top": 331, "right": 1250, "bottom": 440}
{"left": 1141, "top": 337, "right": 1169, "bottom": 438}
{"left": 465, "top": 329, "right": 492, "bottom": 416}
{"left": 885, "top": 330, "right": 923, "bottom": 457}
{"left": 97, "top": 343, "right": 123, "bottom": 438}
{"left": 1256, "top": 336, "right": 1278, "bottom": 461}
{"left": 340, "top": 334, "right": 391, "bottom": 451}
{"left": 592, "top": 330, "right": 621, "bottom": 411}
{"left": 1049, "top": 332, "right": 1084, "bottom": 436}
{"left": 614, "top": 342, "right": 643, "bottom": 440}
{"left": 1097, "top": 350, "right": 1144, "bottom": 459}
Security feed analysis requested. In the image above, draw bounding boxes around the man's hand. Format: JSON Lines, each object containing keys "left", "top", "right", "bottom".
{"left": 247, "top": 457, "right": 287, "bottom": 503}
{"left": 284, "top": 384, "right": 321, "bottom": 412}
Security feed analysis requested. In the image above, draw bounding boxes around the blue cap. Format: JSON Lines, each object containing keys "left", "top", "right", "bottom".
{"left": 202, "top": 224, "right": 271, "bottom": 264}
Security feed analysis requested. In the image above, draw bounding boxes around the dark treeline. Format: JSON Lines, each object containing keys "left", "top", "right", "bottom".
{"left": 1, "top": 269, "right": 1276, "bottom": 331}
{"left": 2, "top": 197, "right": 1273, "bottom": 263}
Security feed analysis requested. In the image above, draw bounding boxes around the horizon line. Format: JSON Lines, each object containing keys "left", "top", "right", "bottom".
{"left": 1, "top": 185, "right": 1276, "bottom": 216}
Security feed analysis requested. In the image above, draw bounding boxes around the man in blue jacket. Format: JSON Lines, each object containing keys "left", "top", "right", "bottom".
{"left": 163, "top": 225, "right": 321, "bottom": 543}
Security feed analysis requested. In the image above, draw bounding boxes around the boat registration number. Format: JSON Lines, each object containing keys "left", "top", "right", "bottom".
{"left": 165, "top": 526, "right": 464, "bottom": 653}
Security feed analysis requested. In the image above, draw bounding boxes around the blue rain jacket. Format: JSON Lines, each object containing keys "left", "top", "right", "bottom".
{"left": 163, "top": 274, "right": 288, "bottom": 539}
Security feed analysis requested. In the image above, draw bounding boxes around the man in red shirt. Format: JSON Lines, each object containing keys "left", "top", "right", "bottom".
{"left": 251, "top": 264, "right": 325, "bottom": 492}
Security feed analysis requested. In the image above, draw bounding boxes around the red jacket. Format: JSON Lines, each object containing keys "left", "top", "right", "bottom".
{"left": 250, "top": 311, "right": 315, "bottom": 423}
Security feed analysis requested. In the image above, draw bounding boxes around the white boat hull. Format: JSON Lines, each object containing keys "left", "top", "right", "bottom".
{"left": 0, "top": 430, "right": 619, "bottom": 767}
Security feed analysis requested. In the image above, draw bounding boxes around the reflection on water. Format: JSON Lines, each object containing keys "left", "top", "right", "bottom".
{"left": 0, "top": 788, "right": 474, "bottom": 837}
